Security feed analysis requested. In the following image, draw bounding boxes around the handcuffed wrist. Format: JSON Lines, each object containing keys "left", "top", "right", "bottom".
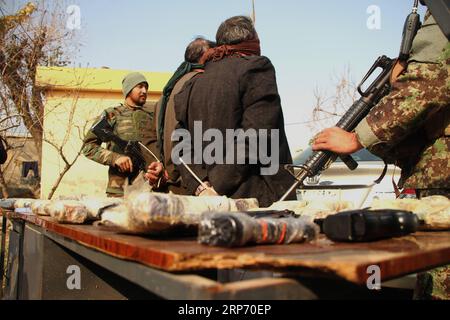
{"left": 195, "top": 181, "right": 212, "bottom": 196}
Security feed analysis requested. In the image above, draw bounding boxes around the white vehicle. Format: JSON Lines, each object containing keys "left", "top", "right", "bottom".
{"left": 292, "top": 147, "right": 405, "bottom": 208}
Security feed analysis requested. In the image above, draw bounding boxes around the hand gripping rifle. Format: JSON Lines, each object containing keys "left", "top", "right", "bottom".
{"left": 280, "top": 0, "right": 422, "bottom": 201}
{"left": 90, "top": 115, "right": 163, "bottom": 186}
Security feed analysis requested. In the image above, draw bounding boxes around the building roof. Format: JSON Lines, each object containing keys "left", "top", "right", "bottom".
{"left": 36, "top": 66, "right": 173, "bottom": 94}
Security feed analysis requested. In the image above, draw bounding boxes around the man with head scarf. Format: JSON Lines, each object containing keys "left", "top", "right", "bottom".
{"left": 174, "top": 16, "right": 296, "bottom": 207}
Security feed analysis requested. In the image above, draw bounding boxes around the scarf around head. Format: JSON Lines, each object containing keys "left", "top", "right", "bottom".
{"left": 157, "top": 61, "right": 203, "bottom": 161}
{"left": 199, "top": 39, "right": 261, "bottom": 64}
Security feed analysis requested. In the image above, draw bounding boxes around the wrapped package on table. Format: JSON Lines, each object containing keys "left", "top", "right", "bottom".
{"left": 44, "top": 197, "right": 123, "bottom": 224}
{"left": 198, "top": 211, "right": 319, "bottom": 247}
{"left": 250, "top": 199, "right": 355, "bottom": 220}
{"left": 6, "top": 196, "right": 122, "bottom": 224}
{"left": 98, "top": 191, "right": 260, "bottom": 234}
{"left": 370, "top": 196, "right": 450, "bottom": 231}
{"left": 197, "top": 199, "right": 353, "bottom": 247}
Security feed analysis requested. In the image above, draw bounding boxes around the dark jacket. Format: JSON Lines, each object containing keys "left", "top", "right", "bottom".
{"left": 154, "top": 71, "right": 202, "bottom": 194}
{"left": 174, "top": 55, "right": 296, "bottom": 207}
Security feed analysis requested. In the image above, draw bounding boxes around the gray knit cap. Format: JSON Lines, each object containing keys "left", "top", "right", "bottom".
{"left": 122, "top": 72, "right": 148, "bottom": 98}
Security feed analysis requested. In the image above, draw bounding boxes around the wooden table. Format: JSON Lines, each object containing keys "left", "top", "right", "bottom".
{"left": 2, "top": 210, "right": 450, "bottom": 300}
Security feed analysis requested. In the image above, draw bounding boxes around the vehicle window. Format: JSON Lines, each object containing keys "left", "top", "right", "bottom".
{"left": 293, "top": 148, "right": 313, "bottom": 165}
{"left": 336, "top": 149, "right": 381, "bottom": 162}
{"left": 293, "top": 147, "right": 381, "bottom": 166}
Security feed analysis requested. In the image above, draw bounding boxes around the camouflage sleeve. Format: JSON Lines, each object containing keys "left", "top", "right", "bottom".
{"left": 355, "top": 51, "right": 450, "bottom": 152}
{"left": 82, "top": 111, "right": 122, "bottom": 167}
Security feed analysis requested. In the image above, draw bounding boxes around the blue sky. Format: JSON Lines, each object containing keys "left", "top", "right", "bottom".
{"left": 7, "top": 0, "right": 428, "bottom": 150}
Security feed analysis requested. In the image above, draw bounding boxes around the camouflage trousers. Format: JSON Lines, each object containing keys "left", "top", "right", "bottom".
{"left": 413, "top": 189, "right": 449, "bottom": 300}
{"left": 414, "top": 266, "right": 450, "bottom": 300}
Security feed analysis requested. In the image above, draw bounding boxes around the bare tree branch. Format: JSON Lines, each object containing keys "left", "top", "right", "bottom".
{"left": 43, "top": 121, "right": 86, "bottom": 200}
{"left": 308, "top": 66, "right": 357, "bottom": 132}
{"left": 0, "top": 1, "right": 79, "bottom": 198}
{"left": 0, "top": 115, "right": 21, "bottom": 126}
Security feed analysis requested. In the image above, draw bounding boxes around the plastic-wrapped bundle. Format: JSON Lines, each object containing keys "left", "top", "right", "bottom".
{"left": 262, "top": 200, "right": 308, "bottom": 213}
{"left": 234, "top": 198, "right": 260, "bottom": 211}
{"left": 0, "top": 198, "right": 21, "bottom": 210}
{"left": 13, "top": 198, "right": 35, "bottom": 209}
{"left": 45, "top": 200, "right": 89, "bottom": 224}
{"left": 198, "top": 212, "right": 319, "bottom": 247}
{"left": 1, "top": 196, "right": 121, "bottom": 223}
{"left": 99, "top": 192, "right": 260, "bottom": 234}
{"left": 80, "top": 196, "right": 122, "bottom": 220}
{"left": 97, "top": 203, "right": 131, "bottom": 230}
{"left": 99, "top": 202, "right": 183, "bottom": 234}
{"left": 31, "top": 200, "right": 52, "bottom": 216}
{"left": 127, "top": 193, "right": 247, "bottom": 225}
{"left": 249, "top": 200, "right": 355, "bottom": 223}
{"left": 370, "top": 196, "right": 450, "bottom": 230}
{"left": 45, "top": 198, "right": 122, "bottom": 224}
{"left": 56, "top": 195, "right": 86, "bottom": 201}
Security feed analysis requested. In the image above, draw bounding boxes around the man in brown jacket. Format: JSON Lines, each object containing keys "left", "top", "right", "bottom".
{"left": 146, "top": 38, "right": 215, "bottom": 194}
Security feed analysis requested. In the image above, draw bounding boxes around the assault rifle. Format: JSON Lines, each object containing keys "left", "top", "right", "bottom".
{"left": 90, "top": 115, "right": 161, "bottom": 185}
{"left": 280, "top": 0, "right": 422, "bottom": 201}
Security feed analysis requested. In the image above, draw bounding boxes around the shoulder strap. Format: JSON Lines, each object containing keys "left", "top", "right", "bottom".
{"left": 104, "top": 104, "right": 125, "bottom": 119}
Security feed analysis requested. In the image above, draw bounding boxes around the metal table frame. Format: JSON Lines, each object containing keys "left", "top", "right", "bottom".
{"left": 2, "top": 217, "right": 321, "bottom": 300}
{"left": 1, "top": 213, "right": 439, "bottom": 300}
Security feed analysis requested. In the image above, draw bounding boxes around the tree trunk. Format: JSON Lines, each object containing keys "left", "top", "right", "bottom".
{"left": 0, "top": 167, "right": 9, "bottom": 198}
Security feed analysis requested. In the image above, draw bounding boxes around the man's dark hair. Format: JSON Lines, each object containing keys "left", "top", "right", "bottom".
{"left": 216, "top": 16, "right": 257, "bottom": 45}
{"left": 184, "top": 37, "right": 216, "bottom": 63}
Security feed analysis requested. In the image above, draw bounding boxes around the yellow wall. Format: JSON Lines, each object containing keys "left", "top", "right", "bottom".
{"left": 37, "top": 67, "right": 172, "bottom": 199}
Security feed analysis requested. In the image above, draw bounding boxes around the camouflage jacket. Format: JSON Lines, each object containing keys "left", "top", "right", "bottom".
{"left": 355, "top": 16, "right": 449, "bottom": 190}
{"left": 82, "top": 102, "right": 158, "bottom": 195}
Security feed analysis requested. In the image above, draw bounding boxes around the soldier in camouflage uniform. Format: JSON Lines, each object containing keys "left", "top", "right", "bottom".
{"left": 312, "top": 11, "right": 449, "bottom": 299}
{"left": 82, "top": 72, "right": 158, "bottom": 197}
